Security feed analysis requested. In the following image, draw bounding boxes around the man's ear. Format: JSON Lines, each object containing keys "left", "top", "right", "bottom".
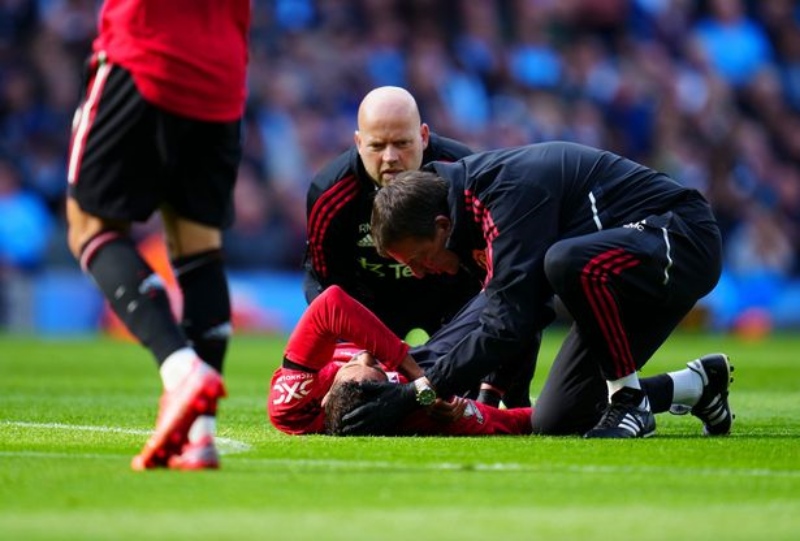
{"left": 434, "top": 215, "right": 451, "bottom": 235}
{"left": 321, "top": 389, "right": 332, "bottom": 408}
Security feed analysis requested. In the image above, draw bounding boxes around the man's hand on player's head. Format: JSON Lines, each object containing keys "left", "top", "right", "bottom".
{"left": 340, "top": 381, "right": 417, "bottom": 435}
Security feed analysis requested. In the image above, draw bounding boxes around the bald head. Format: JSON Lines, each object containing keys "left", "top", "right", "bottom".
{"left": 355, "top": 86, "right": 430, "bottom": 187}
{"left": 358, "top": 86, "right": 421, "bottom": 128}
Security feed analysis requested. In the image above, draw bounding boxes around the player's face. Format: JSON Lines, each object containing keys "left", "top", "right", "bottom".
{"left": 333, "top": 354, "right": 388, "bottom": 385}
{"left": 356, "top": 120, "right": 429, "bottom": 187}
{"left": 323, "top": 354, "right": 389, "bottom": 409}
{"left": 385, "top": 220, "right": 460, "bottom": 278}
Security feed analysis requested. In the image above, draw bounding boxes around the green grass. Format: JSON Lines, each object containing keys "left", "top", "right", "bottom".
{"left": 1, "top": 330, "right": 799, "bottom": 540}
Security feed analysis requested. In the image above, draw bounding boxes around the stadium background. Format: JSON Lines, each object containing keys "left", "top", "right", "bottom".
{"left": 1, "top": 0, "right": 800, "bottom": 337}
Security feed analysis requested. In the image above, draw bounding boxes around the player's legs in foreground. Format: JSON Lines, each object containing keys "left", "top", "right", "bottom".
{"left": 67, "top": 200, "right": 226, "bottom": 469}
{"left": 161, "top": 211, "right": 233, "bottom": 469}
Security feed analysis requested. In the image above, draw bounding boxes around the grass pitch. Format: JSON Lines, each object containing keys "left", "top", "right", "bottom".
{"left": 1, "top": 330, "right": 799, "bottom": 541}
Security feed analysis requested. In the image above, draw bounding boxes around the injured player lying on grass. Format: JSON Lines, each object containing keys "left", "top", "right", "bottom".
{"left": 267, "top": 285, "right": 532, "bottom": 436}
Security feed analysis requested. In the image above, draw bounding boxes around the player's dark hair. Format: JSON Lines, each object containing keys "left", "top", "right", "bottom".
{"left": 371, "top": 170, "right": 449, "bottom": 257}
{"left": 324, "top": 381, "right": 366, "bottom": 435}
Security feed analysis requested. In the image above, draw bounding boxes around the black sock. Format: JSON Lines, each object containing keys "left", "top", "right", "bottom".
{"left": 641, "top": 374, "right": 674, "bottom": 414}
{"left": 173, "top": 249, "right": 231, "bottom": 373}
{"left": 82, "top": 233, "right": 187, "bottom": 365}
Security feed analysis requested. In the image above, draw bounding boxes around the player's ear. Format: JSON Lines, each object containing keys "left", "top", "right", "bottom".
{"left": 353, "top": 130, "right": 361, "bottom": 148}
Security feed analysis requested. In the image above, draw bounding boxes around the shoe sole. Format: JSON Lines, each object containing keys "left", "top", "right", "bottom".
{"left": 167, "top": 455, "right": 219, "bottom": 471}
{"left": 167, "top": 456, "right": 220, "bottom": 470}
{"left": 131, "top": 372, "right": 225, "bottom": 471}
{"left": 584, "top": 428, "right": 656, "bottom": 439}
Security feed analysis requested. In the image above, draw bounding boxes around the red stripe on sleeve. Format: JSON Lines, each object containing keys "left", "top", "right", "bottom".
{"left": 306, "top": 176, "right": 360, "bottom": 279}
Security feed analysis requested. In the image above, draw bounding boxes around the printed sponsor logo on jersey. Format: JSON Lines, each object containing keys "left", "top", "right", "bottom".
{"left": 358, "top": 257, "right": 385, "bottom": 277}
{"left": 272, "top": 374, "right": 314, "bottom": 405}
{"left": 357, "top": 258, "right": 415, "bottom": 279}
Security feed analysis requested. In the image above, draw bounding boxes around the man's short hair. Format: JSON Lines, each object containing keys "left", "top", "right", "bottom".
{"left": 371, "top": 170, "right": 449, "bottom": 256}
{"left": 324, "top": 381, "right": 365, "bottom": 435}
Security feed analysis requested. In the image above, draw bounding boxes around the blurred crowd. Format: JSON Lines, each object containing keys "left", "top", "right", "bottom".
{"left": 2, "top": 0, "right": 800, "bottom": 331}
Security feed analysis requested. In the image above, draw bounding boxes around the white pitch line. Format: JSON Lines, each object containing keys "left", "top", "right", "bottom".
{"left": 0, "top": 420, "right": 251, "bottom": 455}
{"left": 1, "top": 451, "right": 124, "bottom": 460}
{"left": 4, "top": 421, "right": 150, "bottom": 436}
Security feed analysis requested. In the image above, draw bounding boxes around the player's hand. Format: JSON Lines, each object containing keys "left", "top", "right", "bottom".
{"left": 340, "top": 381, "right": 417, "bottom": 435}
{"left": 428, "top": 397, "right": 468, "bottom": 423}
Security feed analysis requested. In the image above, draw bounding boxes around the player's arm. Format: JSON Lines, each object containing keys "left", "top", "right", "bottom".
{"left": 285, "top": 285, "right": 410, "bottom": 372}
{"left": 396, "top": 353, "right": 424, "bottom": 380}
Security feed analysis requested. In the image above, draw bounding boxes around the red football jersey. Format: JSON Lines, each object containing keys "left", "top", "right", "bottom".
{"left": 93, "top": 0, "right": 250, "bottom": 121}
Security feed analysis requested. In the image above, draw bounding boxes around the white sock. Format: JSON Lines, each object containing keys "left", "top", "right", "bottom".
{"left": 607, "top": 373, "right": 641, "bottom": 396}
{"left": 669, "top": 367, "right": 704, "bottom": 407}
{"left": 159, "top": 347, "right": 197, "bottom": 391}
{"left": 188, "top": 415, "right": 216, "bottom": 444}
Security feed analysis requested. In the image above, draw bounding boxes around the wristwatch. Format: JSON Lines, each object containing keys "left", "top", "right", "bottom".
{"left": 413, "top": 377, "right": 437, "bottom": 406}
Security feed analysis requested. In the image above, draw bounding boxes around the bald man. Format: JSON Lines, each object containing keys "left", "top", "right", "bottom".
{"left": 303, "top": 87, "right": 479, "bottom": 341}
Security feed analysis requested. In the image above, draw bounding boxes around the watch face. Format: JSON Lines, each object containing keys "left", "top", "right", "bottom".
{"left": 417, "top": 387, "right": 436, "bottom": 406}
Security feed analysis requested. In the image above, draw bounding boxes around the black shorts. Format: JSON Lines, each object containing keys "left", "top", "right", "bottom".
{"left": 67, "top": 58, "right": 242, "bottom": 228}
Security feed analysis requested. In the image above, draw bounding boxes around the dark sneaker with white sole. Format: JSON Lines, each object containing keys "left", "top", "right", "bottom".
{"left": 672, "top": 353, "right": 734, "bottom": 436}
{"left": 584, "top": 387, "right": 656, "bottom": 439}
